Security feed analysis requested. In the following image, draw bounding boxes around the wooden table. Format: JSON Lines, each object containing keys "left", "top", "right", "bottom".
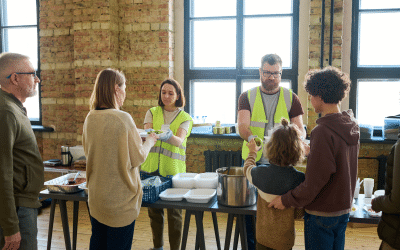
{"left": 211, "top": 202, "right": 257, "bottom": 250}
{"left": 39, "top": 190, "right": 220, "bottom": 250}
{"left": 39, "top": 189, "right": 89, "bottom": 250}
{"left": 349, "top": 194, "right": 381, "bottom": 224}
{"left": 39, "top": 190, "right": 379, "bottom": 250}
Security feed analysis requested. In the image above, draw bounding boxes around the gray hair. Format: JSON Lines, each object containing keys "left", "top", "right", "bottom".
{"left": 0, "top": 52, "right": 30, "bottom": 86}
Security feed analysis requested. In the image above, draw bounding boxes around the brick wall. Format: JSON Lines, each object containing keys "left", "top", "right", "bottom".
{"left": 38, "top": 0, "right": 171, "bottom": 160}
{"left": 36, "top": 0, "right": 393, "bottom": 191}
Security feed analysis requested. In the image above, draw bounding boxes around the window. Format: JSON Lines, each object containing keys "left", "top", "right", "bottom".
{"left": 350, "top": 0, "right": 400, "bottom": 127}
{"left": 0, "top": 0, "right": 40, "bottom": 124}
{"left": 184, "top": 0, "right": 299, "bottom": 124}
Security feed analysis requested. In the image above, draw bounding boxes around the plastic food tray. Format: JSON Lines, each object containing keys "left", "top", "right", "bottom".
{"left": 183, "top": 189, "right": 216, "bottom": 203}
{"left": 194, "top": 172, "right": 218, "bottom": 189}
{"left": 140, "top": 172, "right": 172, "bottom": 204}
{"left": 44, "top": 173, "right": 86, "bottom": 193}
{"left": 159, "top": 188, "right": 190, "bottom": 201}
{"left": 172, "top": 173, "right": 198, "bottom": 189}
{"left": 138, "top": 129, "right": 167, "bottom": 138}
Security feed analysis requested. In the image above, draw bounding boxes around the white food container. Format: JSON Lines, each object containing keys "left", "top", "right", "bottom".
{"left": 194, "top": 172, "right": 218, "bottom": 189}
{"left": 184, "top": 189, "right": 216, "bottom": 203}
{"left": 159, "top": 188, "right": 190, "bottom": 201}
{"left": 172, "top": 173, "right": 198, "bottom": 189}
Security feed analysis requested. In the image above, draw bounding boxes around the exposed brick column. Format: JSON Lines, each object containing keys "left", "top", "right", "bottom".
{"left": 307, "top": 0, "right": 344, "bottom": 133}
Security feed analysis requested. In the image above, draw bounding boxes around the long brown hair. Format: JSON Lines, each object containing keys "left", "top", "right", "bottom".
{"left": 265, "top": 118, "right": 304, "bottom": 166}
{"left": 158, "top": 78, "right": 185, "bottom": 108}
{"left": 89, "top": 68, "right": 126, "bottom": 110}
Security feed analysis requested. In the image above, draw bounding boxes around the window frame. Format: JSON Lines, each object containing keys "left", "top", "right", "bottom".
{"left": 183, "top": 0, "right": 300, "bottom": 121}
{"left": 349, "top": 1, "right": 400, "bottom": 120}
{"left": 0, "top": 0, "right": 41, "bottom": 125}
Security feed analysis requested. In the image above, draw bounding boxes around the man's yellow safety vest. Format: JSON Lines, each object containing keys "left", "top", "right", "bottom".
{"left": 241, "top": 86, "right": 292, "bottom": 161}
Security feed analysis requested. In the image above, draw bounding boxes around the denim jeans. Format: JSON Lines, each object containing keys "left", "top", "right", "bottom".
{"left": 0, "top": 207, "right": 38, "bottom": 250}
{"left": 304, "top": 212, "right": 349, "bottom": 250}
{"left": 89, "top": 217, "right": 136, "bottom": 250}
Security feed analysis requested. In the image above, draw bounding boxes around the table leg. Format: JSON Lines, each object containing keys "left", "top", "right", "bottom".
{"left": 238, "top": 215, "right": 248, "bottom": 250}
{"left": 194, "top": 211, "right": 206, "bottom": 250}
{"left": 211, "top": 212, "right": 221, "bottom": 250}
{"left": 233, "top": 216, "right": 239, "bottom": 250}
{"left": 224, "top": 214, "right": 235, "bottom": 250}
{"left": 46, "top": 199, "right": 57, "bottom": 250}
{"left": 72, "top": 201, "right": 79, "bottom": 250}
{"left": 59, "top": 200, "right": 72, "bottom": 250}
{"left": 181, "top": 210, "right": 192, "bottom": 250}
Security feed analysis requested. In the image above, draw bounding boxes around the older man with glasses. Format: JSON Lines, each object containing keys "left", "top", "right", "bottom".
{"left": 237, "top": 53, "right": 306, "bottom": 250}
{"left": 0, "top": 52, "right": 43, "bottom": 250}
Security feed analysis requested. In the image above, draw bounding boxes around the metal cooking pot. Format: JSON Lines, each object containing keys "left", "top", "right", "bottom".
{"left": 216, "top": 167, "right": 256, "bottom": 207}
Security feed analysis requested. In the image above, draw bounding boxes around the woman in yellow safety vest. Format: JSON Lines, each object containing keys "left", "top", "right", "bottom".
{"left": 141, "top": 78, "right": 193, "bottom": 250}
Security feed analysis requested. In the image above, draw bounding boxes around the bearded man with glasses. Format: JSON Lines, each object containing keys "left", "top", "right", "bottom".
{"left": 237, "top": 53, "right": 307, "bottom": 250}
{"left": 0, "top": 52, "right": 43, "bottom": 250}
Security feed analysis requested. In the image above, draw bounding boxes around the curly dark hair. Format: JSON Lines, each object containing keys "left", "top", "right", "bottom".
{"left": 304, "top": 66, "right": 351, "bottom": 104}
{"left": 265, "top": 118, "right": 304, "bottom": 167}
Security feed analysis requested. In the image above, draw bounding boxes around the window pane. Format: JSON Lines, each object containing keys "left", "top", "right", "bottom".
{"left": 360, "top": 0, "right": 400, "bottom": 10}
{"left": 192, "top": 0, "right": 236, "bottom": 17}
{"left": 192, "top": 20, "right": 236, "bottom": 68}
{"left": 243, "top": 17, "right": 292, "bottom": 68}
{"left": 1, "top": 0, "right": 37, "bottom": 26}
{"left": 192, "top": 81, "right": 237, "bottom": 124}
{"left": 244, "top": 0, "right": 292, "bottom": 15}
{"left": 3, "top": 28, "right": 38, "bottom": 68}
{"left": 357, "top": 80, "right": 400, "bottom": 126}
{"left": 242, "top": 79, "right": 291, "bottom": 92}
{"left": 359, "top": 12, "right": 400, "bottom": 66}
{"left": 3, "top": 27, "right": 39, "bottom": 120}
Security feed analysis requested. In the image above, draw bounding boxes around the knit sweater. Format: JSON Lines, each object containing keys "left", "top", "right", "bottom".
{"left": 0, "top": 89, "right": 44, "bottom": 236}
{"left": 82, "top": 109, "right": 155, "bottom": 227}
{"left": 244, "top": 152, "right": 305, "bottom": 250}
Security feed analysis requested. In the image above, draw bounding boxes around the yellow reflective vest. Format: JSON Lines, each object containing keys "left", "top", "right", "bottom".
{"left": 141, "top": 106, "right": 193, "bottom": 177}
{"left": 241, "top": 86, "right": 292, "bottom": 161}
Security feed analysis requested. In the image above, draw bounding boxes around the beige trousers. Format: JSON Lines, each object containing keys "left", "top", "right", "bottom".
{"left": 148, "top": 207, "right": 183, "bottom": 250}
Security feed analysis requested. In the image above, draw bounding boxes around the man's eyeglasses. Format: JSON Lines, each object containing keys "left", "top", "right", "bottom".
{"left": 6, "top": 72, "right": 37, "bottom": 79}
{"left": 262, "top": 71, "right": 282, "bottom": 78}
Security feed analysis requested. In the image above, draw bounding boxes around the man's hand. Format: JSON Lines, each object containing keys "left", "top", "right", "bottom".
{"left": 268, "top": 196, "right": 286, "bottom": 210}
{"left": 3, "top": 232, "right": 21, "bottom": 250}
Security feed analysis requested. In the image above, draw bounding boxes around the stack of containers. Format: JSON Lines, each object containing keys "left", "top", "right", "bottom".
{"left": 159, "top": 172, "right": 218, "bottom": 203}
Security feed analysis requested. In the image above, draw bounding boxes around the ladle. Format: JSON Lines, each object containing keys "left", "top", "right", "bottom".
{"left": 68, "top": 171, "right": 81, "bottom": 185}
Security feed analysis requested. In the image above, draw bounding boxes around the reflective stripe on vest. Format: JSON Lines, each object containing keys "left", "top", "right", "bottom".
{"left": 140, "top": 106, "right": 193, "bottom": 177}
{"left": 149, "top": 146, "right": 186, "bottom": 161}
{"left": 241, "top": 86, "right": 292, "bottom": 161}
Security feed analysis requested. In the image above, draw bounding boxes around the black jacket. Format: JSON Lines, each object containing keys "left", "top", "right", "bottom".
{"left": 372, "top": 129, "right": 400, "bottom": 248}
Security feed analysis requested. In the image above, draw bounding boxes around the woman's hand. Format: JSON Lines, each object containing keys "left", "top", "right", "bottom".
{"left": 247, "top": 138, "right": 261, "bottom": 153}
{"left": 147, "top": 132, "right": 159, "bottom": 144}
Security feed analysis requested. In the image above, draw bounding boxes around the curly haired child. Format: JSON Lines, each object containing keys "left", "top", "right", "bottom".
{"left": 244, "top": 118, "right": 306, "bottom": 250}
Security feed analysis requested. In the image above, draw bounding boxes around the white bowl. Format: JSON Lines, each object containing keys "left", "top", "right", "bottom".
{"left": 159, "top": 188, "right": 190, "bottom": 201}
{"left": 183, "top": 189, "right": 216, "bottom": 203}
{"left": 194, "top": 172, "right": 218, "bottom": 189}
{"left": 172, "top": 173, "right": 198, "bottom": 189}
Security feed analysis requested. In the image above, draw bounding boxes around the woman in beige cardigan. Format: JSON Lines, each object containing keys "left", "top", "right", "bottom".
{"left": 83, "top": 68, "right": 158, "bottom": 250}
